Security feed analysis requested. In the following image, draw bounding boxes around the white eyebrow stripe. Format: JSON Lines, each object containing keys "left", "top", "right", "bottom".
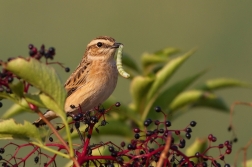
{"left": 87, "top": 39, "right": 113, "bottom": 47}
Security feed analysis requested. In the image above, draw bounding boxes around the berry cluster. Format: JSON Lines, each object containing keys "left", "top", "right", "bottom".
{"left": 0, "top": 44, "right": 70, "bottom": 108}
{"left": 0, "top": 105, "right": 234, "bottom": 167}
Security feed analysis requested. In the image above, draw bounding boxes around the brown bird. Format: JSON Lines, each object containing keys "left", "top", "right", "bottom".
{"left": 33, "top": 36, "right": 121, "bottom": 126}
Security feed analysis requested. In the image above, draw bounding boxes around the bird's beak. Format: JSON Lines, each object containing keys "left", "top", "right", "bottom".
{"left": 111, "top": 42, "right": 122, "bottom": 48}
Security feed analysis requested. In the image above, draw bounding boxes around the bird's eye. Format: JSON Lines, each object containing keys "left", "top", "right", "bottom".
{"left": 97, "top": 42, "right": 103, "bottom": 47}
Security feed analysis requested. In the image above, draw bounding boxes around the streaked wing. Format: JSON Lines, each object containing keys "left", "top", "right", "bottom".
{"left": 64, "top": 59, "right": 92, "bottom": 97}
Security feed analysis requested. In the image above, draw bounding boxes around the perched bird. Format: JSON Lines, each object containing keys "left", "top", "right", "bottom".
{"left": 33, "top": 36, "right": 120, "bottom": 126}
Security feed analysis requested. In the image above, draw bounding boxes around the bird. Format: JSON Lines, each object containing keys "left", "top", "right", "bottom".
{"left": 33, "top": 36, "right": 121, "bottom": 126}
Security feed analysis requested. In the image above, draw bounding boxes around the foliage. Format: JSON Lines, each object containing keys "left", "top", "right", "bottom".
{"left": 0, "top": 44, "right": 250, "bottom": 166}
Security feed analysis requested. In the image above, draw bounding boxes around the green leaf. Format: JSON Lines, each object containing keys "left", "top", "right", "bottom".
{"left": 147, "top": 48, "right": 197, "bottom": 101}
{"left": 146, "top": 69, "right": 207, "bottom": 119}
{"left": 0, "top": 119, "right": 46, "bottom": 142}
{"left": 154, "top": 47, "right": 180, "bottom": 57}
{"left": 193, "top": 94, "right": 229, "bottom": 111}
{"left": 130, "top": 76, "right": 154, "bottom": 112}
{"left": 9, "top": 81, "right": 24, "bottom": 98}
{"left": 1, "top": 102, "right": 32, "bottom": 119}
{"left": 3, "top": 57, "right": 66, "bottom": 118}
{"left": 142, "top": 53, "right": 168, "bottom": 70}
{"left": 122, "top": 53, "right": 140, "bottom": 73}
{"left": 169, "top": 90, "right": 229, "bottom": 113}
{"left": 197, "top": 78, "right": 251, "bottom": 91}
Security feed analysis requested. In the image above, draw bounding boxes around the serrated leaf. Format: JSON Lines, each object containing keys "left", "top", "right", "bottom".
{"left": 3, "top": 57, "right": 66, "bottom": 118}
{"left": 197, "top": 78, "right": 251, "bottom": 91}
{"left": 130, "top": 76, "right": 154, "bottom": 112}
{"left": 0, "top": 119, "right": 46, "bottom": 142}
{"left": 9, "top": 81, "right": 24, "bottom": 98}
{"left": 146, "top": 69, "right": 207, "bottom": 119}
{"left": 122, "top": 53, "right": 140, "bottom": 73}
{"left": 147, "top": 48, "right": 197, "bottom": 101}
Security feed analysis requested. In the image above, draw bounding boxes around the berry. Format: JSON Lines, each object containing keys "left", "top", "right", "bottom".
{"left": 7, "top": 77, "right": 13, "bottom": 83}
{"left": 165, "top": 120, "right": 171, "bottom": 127}
{"left": 185, "top": 127, "right": 192, "bottom": 133}
{"left": 233, "top": 138, "right": 238, "bottom": 143}
{"left": 185, "top": 133, "right": 191, "bottom": 139}
{"left": 202, "top": 162, "right": 208, "bottom": 167}
{"left": 120, "top": 141, "right": 125, "bottom": 147}
{"left": 70, "top": 128, "right": 74, "bottom": 133}
{"left": 218, "top": 144, "right": 224, "bottom": 148}
{"left": 225, "top": 149, "right": 232, "bottom": 154}
{"left": 49, "top": 137, "right": 53, "bottom": 142}
{"left": 158, "top": 128, "right": 164, "bottom": 133}
{"left": 133, "top": 128, "right": 140, "bottom": 133}
{"left": 195, "top": 152, "right": 201, "bottom": 157}
{"left": 154, "top": 106, "right": 162, "bottom": 112}
{"left": 127, "top": 144, "right": 134, "bottom": 150}
{"left": 154, "top": 120, "right": 160, "bottom": 125}
{"left": 212, "top": 136, "right": 217, "bottom": 142}
{"left": 111, "top": 151, "right": 118, "bottom": 157}
{"left": 208, "top": 134, "right": 213, "bottom": 141}
{"left": 65, "top": 67, "right": 70, "bottom": 72}
{"left": 0, "top": 148, "right": 4, "bottom": 154}
{"left": 34, "top": 156, "right": 39, "bottom": 163}
{"left": 108, "top": 146, "right": 114, "bottom": 152}
{"left": 224, "top": 140, "right": 230, "bottom": 146}
{"left": 220, "top": 154, "right": 225, "bottom": 160}
{"left": 224, "top": 164, "right": 230, "bottom": 167}
{"left": 48, "top": 47, "right": 55, "bottom": 55}
{"left": 115, "top": 102, "right": 121, "bottom": 107}
{"left": 28, "top": 44, "right": 34, "bottom": 49}
{"left": 144, "top": 119, "right": 152, "bottom": 127}
{"left": 134, "top": 133, "right": 140, "bottom": 139}
{"left": 100, "top": 120, "right": 107, "bottom": 126}
{"left": 175, "top": 130, "right": 180, "bottom": 135}
{"left": 0, "top": 102, "right": 2, "bottom": 108}
{"left": 190, "top": 121, "right": 197, "bottom": 127}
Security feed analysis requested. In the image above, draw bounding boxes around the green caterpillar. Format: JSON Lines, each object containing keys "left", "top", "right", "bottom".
{"left": 116, "top": 44, "right": 130, "bottom": 78}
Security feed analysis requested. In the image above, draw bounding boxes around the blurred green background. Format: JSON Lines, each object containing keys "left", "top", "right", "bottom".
{"left": 1, "top": 1, "right": 252, "bottom": 165}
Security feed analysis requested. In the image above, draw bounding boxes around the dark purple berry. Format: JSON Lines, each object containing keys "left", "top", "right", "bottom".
{"left": 115, "top": 102, "right": 121, "bottom": 107}
{"left": 190, "top": 121, "right": 197, "bottom": 127}
{"left": 108, "top": 146, "right": 114, "bottom": 152}
{"left": 34, "top": 156, "right": 39, "bottom": 163}
{"left": 0, "top": 102, "right": 2, "bottom": 108}
{"left": 49, "top": 137, "right": 53, "bottom": 142}
{"left": 120, "top": 141, "right": 125, "bottom": 147}
{"left": 165, "top": 120, "right": 171, "bottom": 127}
{"left": 154, "top": 106, "right": 162, "bottom": 112}
{"left": 28, "top": 44, "right": 34, "bottom": 49}
{"left": 65, "top": 67, "right": 70, "bottom": 72}
{"left": 185, "top": 133, "right": 191, "bottom": 139}
{"left": 0, "top": 148, "right": 4, "bottom": 154}
{"left": 154, "top": 120, "right": 160, "bottom": 125}
{"left": 185, "top": 127, "right": 192, "bottom": 133}
{"left": 134, "top": 133, "right": 140, "bottom": 139}
{"left": 224, "top": 164, "right": 230, "bottom": 167}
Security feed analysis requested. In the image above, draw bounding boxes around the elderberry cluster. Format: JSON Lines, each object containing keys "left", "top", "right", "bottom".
{"left": 0, "top": 44, "right": 70, "bottom": 108}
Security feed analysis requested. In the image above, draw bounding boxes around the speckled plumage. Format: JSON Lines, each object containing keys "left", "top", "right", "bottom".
{"left": 33, "top": 36, "right": 120, "bottom": 126}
